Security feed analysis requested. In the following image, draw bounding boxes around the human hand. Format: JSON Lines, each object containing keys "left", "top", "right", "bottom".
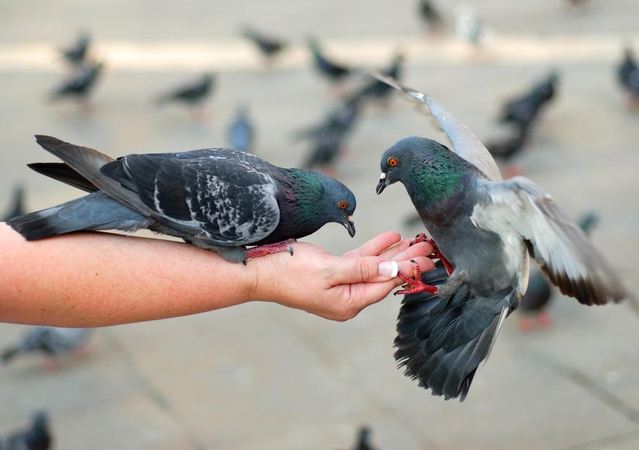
{"left": 248, "top": 231, "right": 435, "bottom": 321}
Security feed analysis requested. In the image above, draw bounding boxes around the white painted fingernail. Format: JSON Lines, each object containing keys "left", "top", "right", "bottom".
{"left": 378, "top": 261, "right": 399, "bottom": 278}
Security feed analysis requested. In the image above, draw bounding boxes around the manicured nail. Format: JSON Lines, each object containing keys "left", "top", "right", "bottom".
{"left": 378, "top": 261, "right": 399, "bottom": 278}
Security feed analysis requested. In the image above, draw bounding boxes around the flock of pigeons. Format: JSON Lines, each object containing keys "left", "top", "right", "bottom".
{"left": 1, "top": 0, "right": 639, "bottom": 447}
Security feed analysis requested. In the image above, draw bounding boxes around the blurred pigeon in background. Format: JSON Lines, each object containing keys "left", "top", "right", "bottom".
{"left": 499, "top": 70, "right": 559, "bottom": 128}
{"left": 616, "top": 45, "right": 639, "bottom": 104}
{"left": 227, "top": 103, "right": 255, "bottom": 153}
{"left": 418, "top": 0, "right": 445, "bottom": 33}
{"left": 8, "top": 135, "right": 356, "bottom": 264}
{"left": 308, "top": 37, "right": 355, "bottom": 92}
{"left": 156, "top": 73, "right": 215, "bottom": 117}
{"left": 454, "top": 4, "right": 492, "bottom": 52}
{"left": 485, "top": 122, "right": 531, "bottom": 165}
{"left": 350, "top": 425, "right": 376, "bottom": 450}
{"left": 373, "top": 75, "right": 632, "bottom": 400}
{"left": 2, "top": 327, "right": 93, "bottom": 369}
{"left": 2, "top": 185, "right": 26, "bottom": 222}
{"left": 518, "top": 211, "right": 600, "bottom": 332}
{"left": 60, "top": 31, "right": 91, "bottom": 67}
{"left": 0, "top": 412, "right": 52, "bottom": 450}
{"left": 297, "top": 97, "right": 362, "bottom": 174}
{"left": 49, "top": 60, "right": 104, "bottom": 107}
{"left": 346, "top": 52, "right": 403, "bottom": 109}
{"left": 241, "top": 25, "right": 288, "bottom": 68}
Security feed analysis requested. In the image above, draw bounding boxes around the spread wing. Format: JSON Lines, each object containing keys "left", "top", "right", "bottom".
{"left": 475, "top": 176, "right": 629, "bottom": 305}
{"left": 106, "top": 149, "right": 281, "bottom": 246}
{"left": 395, "top": 261, "right": 516, "bottom": 401}
{"left": 370, "top": 72, "right": 503, "bottom": 182}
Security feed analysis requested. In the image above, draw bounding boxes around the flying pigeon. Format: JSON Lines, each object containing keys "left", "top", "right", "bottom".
{"left": 156, "top": 73, "right": 215, "bottom": 108}
{"left": 7, "top": 135, "right": 356, "bottom": 264}
{"left": 49, "top": 60, "right": 104, "bottom": 104}
{"left": 372, "top": 74, "right": 633, "bottom": 400}
{"left": 2, "top": 327, "right": 93, "bottom": 367}
{"left": 616, "top": 45, "right": 639, "bottom": 103}
{"left": 518, "top": 211, "right": 600, "bottom": 332}
{"left": 241, "top": 26, "right": 288, "bottom": 68}
{"left": 2, "top": 185, "right": 26, "bottom": 222}
{"left": 499, "top": 71, "right": 559, "bottom": 128}
{"left": 297, "top": 97, "right": 362, "bottom": 173}
{"left": 0, "top": 411, "right": 52, "bottom": 450}
{"left": 227, "top": 103, "right": 255, "bottom": 153}
{"left": 60, "top": 32, "right": 90, "bottom": 67}
{"left": 308, "top": 38, "right": 354, "bottom": 86}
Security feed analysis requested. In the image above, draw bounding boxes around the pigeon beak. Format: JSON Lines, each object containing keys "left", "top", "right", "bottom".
{"left": 376, "top": 172, "right": 389, "bottom": 195}
{"left": 344, "top": 215, "right": 356, "bottom": 237}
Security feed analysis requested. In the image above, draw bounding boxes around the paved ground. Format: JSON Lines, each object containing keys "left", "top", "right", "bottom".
{"left": 0, "top": 1, "right": 638, "bottom": 449}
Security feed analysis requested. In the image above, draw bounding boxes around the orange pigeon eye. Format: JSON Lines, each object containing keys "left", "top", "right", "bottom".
{"left": 338, "top": 201, "right": 348, "bottom": 210}
{"left": 387, "top": 157, "right": 398, "bottom": 167}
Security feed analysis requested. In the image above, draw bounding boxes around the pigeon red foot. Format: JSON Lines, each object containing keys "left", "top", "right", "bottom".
{"left": 410, "top": 233, "right": 454, "bottom": 275}
{"left": 243, "top": 239, "right": 296, "bottom": 264}
{"left": 395, "top": 259, "right": 439, "bottom": 295}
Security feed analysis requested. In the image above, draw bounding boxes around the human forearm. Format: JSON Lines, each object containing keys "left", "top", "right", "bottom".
{"left": 0, "top": 223, "right": 254, "bottom": 327}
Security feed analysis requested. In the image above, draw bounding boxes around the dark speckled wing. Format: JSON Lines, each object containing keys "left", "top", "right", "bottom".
{"left": 103, "top": 149, "right": 280, "bottom": 246}
{"left": 395, "top": 261, "right": 516, "bottom": 401}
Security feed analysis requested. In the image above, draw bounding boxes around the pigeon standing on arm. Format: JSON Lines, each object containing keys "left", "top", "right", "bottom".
{"left": 7, "top": 135, "right": 356, "bottom": 264}
{"left": 372, "top": 74, "right": 634, "bottom": 401}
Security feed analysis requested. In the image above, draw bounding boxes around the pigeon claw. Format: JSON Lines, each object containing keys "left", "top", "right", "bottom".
{"left": 394, "top": 259, "right": 439, "bottom": 296}
{"left": 410, "top": 233, "right": 454, "bottom": 276}
{"left": 243, "top": 239, "right": 296, "bottom": 264}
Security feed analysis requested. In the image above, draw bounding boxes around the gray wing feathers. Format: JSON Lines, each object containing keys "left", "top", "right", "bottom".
{"left": 480, "top": 177, "right": 628, "bottom": 305}
{"left": 370, "top": 72, "right": 503, "bottom": 182}
{"left": 34, "top": 135, "right": 154, "bottom": 215}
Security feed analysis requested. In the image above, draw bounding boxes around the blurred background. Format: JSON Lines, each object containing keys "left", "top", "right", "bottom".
{"left": 0, "top": 0, "right": 638, "bottom": 448}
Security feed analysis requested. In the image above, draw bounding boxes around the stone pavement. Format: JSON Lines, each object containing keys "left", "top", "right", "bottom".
{"left": 0, "top": 1, "right": 638, "bottom": 448}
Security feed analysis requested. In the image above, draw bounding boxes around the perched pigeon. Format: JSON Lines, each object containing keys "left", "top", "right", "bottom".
{"left": 2, "top": 185, "right": 26, "bottom": 222}
{"left": 0, "top": 412, "right": 52, "bottom": 450}
{"left": 518, "top": 211, "right": 600, "bottom": 331}
{"left": 308, "top": 38, "right": 354, "bottom": 85}
{"left": 418, "top": 0, "right": 445, "bottom": 33}
{"left": 156, "top": 73, "right": 215, "bottom": 107}
{"left": 373, "top": 74, "right": 632, "bottom": 400}
{"left": 60, "top": 32, "right": 90, "bottom": 67}
{"left": 616, "top": 45, "right": 639, "bottom": 102}
{"left": 499, "top": 71, "right": 559, "bottom": 128}
{"left": 227, "top": 103, "right": 255, "bottom": 153}
{"left": 2, "top": 327, "right": 93, "bottom": 366}
{"left": 346, "top": 52, "right": 404, "bottom": 108}
{"left": 241, "top": 26, "right": 287, "bottom": 67}
{"left": 49, "top": 60, "right": 104, "bottom": 103}
{"left": 297, "top": 97, "right": 362, "bottom": 173}
{"left": 350, "top": 425, "right": 376, "bottom": 450}
{"left": 8, "top": 135, "right": 356, "bottom": 264}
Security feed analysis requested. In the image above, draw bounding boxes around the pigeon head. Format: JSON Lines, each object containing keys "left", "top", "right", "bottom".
{"left": 316, "top": 174, "right": 356, "bottom": 237}
{"left": 280, "top": 169, "right": 356, "bottom": 239}
{"left": 376, "top": 136, "right": 478, "bottom": 212}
